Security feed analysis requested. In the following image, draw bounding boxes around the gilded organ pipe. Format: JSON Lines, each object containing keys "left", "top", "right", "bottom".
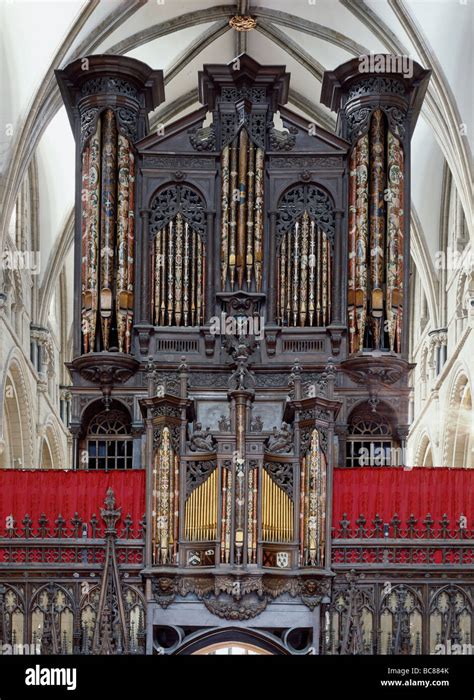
{"left": 81, "top": 119, "right": 101, "bottom": 353}
{"left": 151, "top": 214, "right": 205, "bottom": 326}
{"left": 261, "top": 469, "right": 294, "bottom": 543}
{"left": 254, "top": 146, "right": 264, "bottom": 292}
{"left": 221, "top": 144, "right": 230, "bottom": 288}
{"left": 300, "top": 430, "right": 326, "bottom": 567}
{"left": 220, "top": 467, "right": 232, "bottom": 564}
{"left": 184, "top": 468, "right": 218, "bottom": 541}
{"left": 99, "top": 109, "right": 117, "bottom": 351}
{"left": 348, "top": 146, "right": 357, "bottom": 353}
{"left": 246, "top": 140, "right": 255, "bottom": 288}
{"left": 386, "top": 130, "right": 404, "bottom": 353}
{"left": 152, "top": 427, "right": 179, "bottom": 565}
{"left": 220, "top": 129, "right": 264, "bottom": 291}
{"left": 277, "top": 211, "right": 331, "bottom": 327}
{"left": 355, "top": 134, "right": 369, "bottom": 350}
{"left": 229, "top": 138, "right": 238, "bottom": 288}
{"left": 369, "top": 109, "right": 385, "bottom": 349}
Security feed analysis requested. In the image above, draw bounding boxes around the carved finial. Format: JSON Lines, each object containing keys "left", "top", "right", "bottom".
{"left": 100, "top": 488, "right": 121, "bottom": 534}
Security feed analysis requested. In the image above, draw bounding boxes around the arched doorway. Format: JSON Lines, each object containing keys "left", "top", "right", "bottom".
{"left": 193, "top": 642, "right": 271, "bottom": 655}
{"left": 172, "top": 628, "right": 289, "bottom": 656}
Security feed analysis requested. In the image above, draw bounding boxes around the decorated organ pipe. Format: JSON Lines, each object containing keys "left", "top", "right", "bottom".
{"left": 220, "top": 465, "right": 233, "bottom": 564}
{"left": 277, "top": 210, "right": 332, "bottom": 327}
{"left": 80, "top": 109, "right": 136, "bottom": 353}
{"left": 184, "top": 467, "right": 218, "bottom": 541}
{"left": 261, "top": 468, "right": 294, "bottom": 543}
{"left": 152, "top": 427, "right": 180, "bottom": 565}
{"left": 220, "top": 128, "right": 264, "bottom": 292}
{"left": 151, "top": 214, "right": 206, "bottom": 327}
{"left": 321, "top": 56, "right": 431, "bottom": 355}
{"left": 347, "top": 110, "right": 405, "bottom": 352}
{"left": 300, "top": 429, "right": 326, "bottom": 567}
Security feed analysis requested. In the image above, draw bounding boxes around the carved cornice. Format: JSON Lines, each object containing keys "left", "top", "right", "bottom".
{"left": 151, "top": 574, "right": 331, "bottom": 617}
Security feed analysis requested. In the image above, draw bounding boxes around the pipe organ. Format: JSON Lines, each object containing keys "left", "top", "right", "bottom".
{"left": 59, "top": 53, "right": 430, "bottom": 640}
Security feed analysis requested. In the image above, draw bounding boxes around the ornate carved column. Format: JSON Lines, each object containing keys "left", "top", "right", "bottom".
{"left": 227, "top": 346, "right": 255, "bottom": 566}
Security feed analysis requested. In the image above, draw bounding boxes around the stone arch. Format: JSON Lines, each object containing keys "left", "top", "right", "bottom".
{"left": 443, "top": 367, "right": 473, "bottom": 467}
{"left": 0, "top": 351, "right": 34, "bottom": 468}
{"left": 414, "top": 432, "right": 433, "bottom": 467}
{"left": 39, "top": 417, "right": 64, "bottom": 469}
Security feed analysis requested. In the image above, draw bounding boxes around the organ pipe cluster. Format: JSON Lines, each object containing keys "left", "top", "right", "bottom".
{"left": 80, "top": 109, "right": 135, "bottom": 354}
{"left": 261, "top": 469, "right": 294, "bottom": 543}
{"left": 300, "top": 429, "right": 326, "bottom": 567}
{"left": 152, "top": 427, "right": 179, "bottom": 565}
{"left": 277, "top": 211, "right": 332, "bottom": 327}
{"left": 151, "top": 213, "right": 205, "bottom": 326}
{"left": 220, "top": 129, "right": 264, "bottom": 291}
{"left": 184, "top": 468, "right": 218, "bottom": 541}
{"left": 348, "top": 109, "right": 404, "bottom": 353}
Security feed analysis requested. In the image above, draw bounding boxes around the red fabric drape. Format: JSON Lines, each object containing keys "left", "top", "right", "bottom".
{"left": 1, "top": 467, "right": 472, "bottom": 533}
{"left": 0, "top": 470, "right": 145, "bottom": 528}
{"left": 333, "top": 467, "right": 474, "bottom": 526}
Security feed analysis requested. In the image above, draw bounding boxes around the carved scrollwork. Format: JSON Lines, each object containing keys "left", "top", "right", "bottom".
{"left": 80, "top": 108, "right": 99, "bottom": 149}
{"left": 270, "top": 155, "right": 341, "bottom": 169}
{"left": 81, "top": 77, "right": 140, "bottom": 101}
{"left": 346, "top": 104, "right": 407, "bottom": 142}
{"left": 143, "top": 156, "right": 214, "bottom": 170}
{"left": 220, "top": 113, "right": 267, "bottom": 149}
{"left": 151, "top": 405, "right": 181, "bottom": 419}
{"left": 149, "top": 185, "right": 207, "bottom": 238}
{"left": 115, "top": 107, "right": 138, "bottom": 142}
{"left": 346, "top": 106, "right": 372, "bottom": 141}
{"left": 264, "top": 461, "right": 294, "bottom": 498}
{"left": 221, "top": 86, "right": 266, "bottom": 103}
{"left": 347, "top": 77, "right": 405, "bottom": 100}
{"left": 384, "top": 105, "right": 407, "bottom": 139}
{"left": 186, "top": 460, "right": 217, "bottom": 497}
{"left": 276, "top": 184, "right": 335, "bottom": 241}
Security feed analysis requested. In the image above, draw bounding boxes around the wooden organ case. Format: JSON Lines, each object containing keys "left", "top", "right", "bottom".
{"left": 57, "top": 54, "right": 430, "bottom": 653}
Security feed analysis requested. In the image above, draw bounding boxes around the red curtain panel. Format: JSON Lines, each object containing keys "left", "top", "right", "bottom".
{"left": 333, "top": 467, "right": 474, "bottom": 526}
{"left": 0, "top": 469, "right": 145, "bottom": 528}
